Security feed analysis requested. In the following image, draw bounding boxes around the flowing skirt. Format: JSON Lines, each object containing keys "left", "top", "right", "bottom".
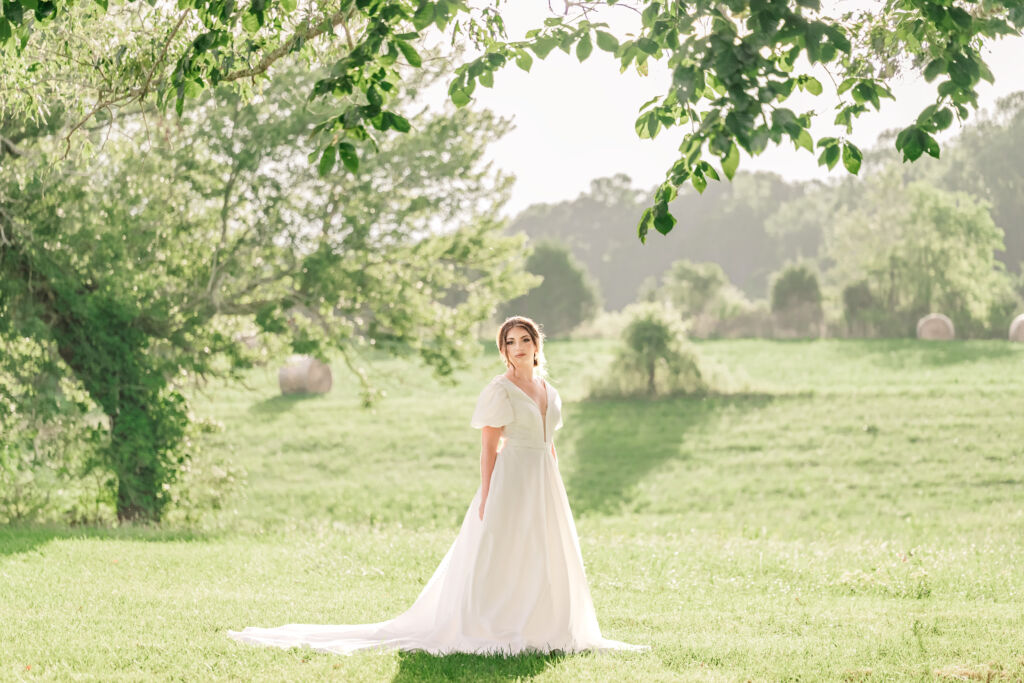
{"left": 228, "top": 442, "right": 647, "bottom": 655}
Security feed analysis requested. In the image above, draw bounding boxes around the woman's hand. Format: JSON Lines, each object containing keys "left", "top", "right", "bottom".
{"left": 478, "top": 497, "right": 486, "bottom": 521}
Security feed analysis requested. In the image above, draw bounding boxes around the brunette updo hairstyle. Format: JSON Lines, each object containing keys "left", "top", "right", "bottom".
{"left": 497, "top": 316, "right": 547, "bottom": 375}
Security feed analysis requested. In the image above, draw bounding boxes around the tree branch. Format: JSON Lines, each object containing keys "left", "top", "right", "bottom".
{"left": 219, "top": 8, "right": 354, "bottom": 84}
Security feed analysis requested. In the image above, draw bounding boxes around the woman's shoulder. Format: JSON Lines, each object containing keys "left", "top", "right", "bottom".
{"left": 483, "top": 375, "right": 511, "bottom": 395}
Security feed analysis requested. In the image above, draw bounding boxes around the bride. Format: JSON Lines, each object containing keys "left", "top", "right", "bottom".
{"left": 228, "top": 315, "right": 647, "bottom": 655}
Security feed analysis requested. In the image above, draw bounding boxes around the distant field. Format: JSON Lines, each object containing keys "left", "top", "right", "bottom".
{"left": 2, "top": 339, "right": 1023, "bottom": 681}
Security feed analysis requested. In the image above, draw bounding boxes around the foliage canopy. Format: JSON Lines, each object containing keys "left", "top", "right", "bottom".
{"left": 2, "top": 0, "right": 1021, "bottom": 241}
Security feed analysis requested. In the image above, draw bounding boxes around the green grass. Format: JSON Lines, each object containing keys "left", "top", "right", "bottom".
{"left": 2, "top": 339, "right": 1024, "bottom": 681}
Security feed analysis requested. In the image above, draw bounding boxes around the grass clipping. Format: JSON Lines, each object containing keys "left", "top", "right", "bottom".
{"left": 587, "top": 303, "right": 740, "bottom": 399}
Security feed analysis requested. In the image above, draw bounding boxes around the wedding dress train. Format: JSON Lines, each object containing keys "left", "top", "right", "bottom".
{"left": 227, "top": 375, "right": 646, "bottom": 655}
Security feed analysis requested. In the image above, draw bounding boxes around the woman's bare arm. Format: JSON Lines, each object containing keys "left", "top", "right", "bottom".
{"left": 478, "top": 426, "right": 502, "bottom": 520}
{"left": 550, "top": 440, "right": 557, "bottom": 464}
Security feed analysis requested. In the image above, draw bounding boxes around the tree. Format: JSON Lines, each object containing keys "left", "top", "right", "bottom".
{"left": 0, "top": 63, "right": 531, "bottom": 521}
{"left": 918, "top": 92, "right": 1024, "bottom": 276}
{"left": 510, "top": 172, "right": 804, "bottom": 309}
{"left": 641, "top": 259, "right": 732, "bottom": 318}
{"left": 498, "top": 241, "right": 600, "bottom": 339}
{"left": 825, "top": 175, "right": 1017, "bottom": 337}
{"left": 2, "top": 0, "right": 1020, "bottom": 242}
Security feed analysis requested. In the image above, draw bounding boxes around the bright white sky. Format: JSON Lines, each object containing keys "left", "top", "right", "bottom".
{"left": 427, "top": 3, "right": 1024, "bottom": 217}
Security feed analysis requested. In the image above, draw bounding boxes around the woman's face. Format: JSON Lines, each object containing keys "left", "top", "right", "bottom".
{"left": 504, "top": 325, "right": 536, "bottom": 367}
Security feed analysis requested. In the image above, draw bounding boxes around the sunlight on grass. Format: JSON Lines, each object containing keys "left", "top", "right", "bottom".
{"left": 2, "top": 339, "right": 1023, "bottom": 680}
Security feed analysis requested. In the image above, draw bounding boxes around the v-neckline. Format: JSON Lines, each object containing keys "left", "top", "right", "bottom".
{"left": 500, "top": 375, "right": 548, "bottom": 419}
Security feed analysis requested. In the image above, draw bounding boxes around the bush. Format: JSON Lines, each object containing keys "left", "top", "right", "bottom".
{"left": 163, "top": 417, "right": 245, "bottom": 527}
{"left": 639, "top": 259, "right": 758, "bottom": 338}
{"left": 568, "top": 308, "right": 636, "bottom": 341}
{"left": 711, "top": 300, "right": 775, "bottom": 339}
{"left": 587, "top": 303, "right": 738, "bottom": 398}
{"left": 770, "top": 263, "right": 823, "bottom": 337}
{"left": 0, "top": 339, "right": 111, "bottom": 524}
{"left": 498, "top": 240, "right": 601, "bottom": 339}
{"left": 0, "top": 336, "right": 243, "bottom": 526}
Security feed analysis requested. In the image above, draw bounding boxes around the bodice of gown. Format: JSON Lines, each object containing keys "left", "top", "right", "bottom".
{"left": 470, "top": 375, "right": 562, "bottom": 448}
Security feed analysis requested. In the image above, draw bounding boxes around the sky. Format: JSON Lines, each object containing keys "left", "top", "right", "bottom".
{"left": 426, "top": 3, "right": 1024, "bottom": 217}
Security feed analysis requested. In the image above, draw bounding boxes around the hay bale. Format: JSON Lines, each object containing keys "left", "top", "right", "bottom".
{"left": 278, "top": 356, "right": 333, "bottom": 395}
{"left": 916, "top": 313, "right": 955, "bottom": 340}
{"left": 1010, "top": 313, "right": 1024, "bottom": 342}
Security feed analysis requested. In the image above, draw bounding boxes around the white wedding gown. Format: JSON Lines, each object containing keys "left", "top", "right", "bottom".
{"left": 228, "top": 374, "right": 647, "bottom": 656}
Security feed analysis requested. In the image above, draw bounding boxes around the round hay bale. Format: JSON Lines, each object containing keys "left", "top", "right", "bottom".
{"left": 916, "top": 313, "right": 955, "bottom": 340}
{"left": 1010, "top": 313, "right": 1024, "bottom": 342}
{"left": 278, "top": 356, "right": 333, "bottom": 395}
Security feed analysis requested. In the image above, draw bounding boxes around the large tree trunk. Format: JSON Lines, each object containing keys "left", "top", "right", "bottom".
{"left": 6, "top": 241, "right": 185, "bottom": 522}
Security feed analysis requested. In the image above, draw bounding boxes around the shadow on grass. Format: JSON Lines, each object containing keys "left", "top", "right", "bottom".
{"left": 248, "top": 392, "right": 326, "bottom": 417}
{"left": 564, "top": 392, "right": 785, "bottom": 516}
{"left": 830, "top": 339, "right": 1022, "bottom": 367}
{"left": 0, "top": 523, "right": 209, "bottom": 558}
{"left": 392, "top": 650, "right": 568, "bottom": 682}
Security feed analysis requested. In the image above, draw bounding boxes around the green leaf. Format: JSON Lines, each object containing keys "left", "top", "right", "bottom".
{"left": 794, "top": 129, "right": 813, "bottom": 153}
{"left": 318, "top": 144, "right": 336, "bottom": 176}
{"left": 647, "top": 112, "right": 660, "bottom": 138}
{"left": 817, "top": 143, "right": 840, "bottom": 169}
{"left": 691, "top": 171, "right": 707, "bottom": 194}
{"left": 0, "top": 18, "right": 10, "bottom": 42}
{"left": 923, "top": 58, "right": 946, "bottom": 82}
{"left": 412, "top": 2, "right": 434, "bottom": 31}
{"left": 280, "top": 0, "right": 296, "bottom": 13}
{"left": 450, "top": 88, "right": 470, "bottom": 107}
{"left": 396, "top": 40, "right": 422, "bottom": 67}
{"left": 636, "top": 37, "right": 658, "bottom": 55}
{"left": 337, "top": 143, "right": 358, "bottom": 173}
{"left": 595, "top": 30, "right": 618, "bottom": 53}
{"left": 802, "top": 76, "right": 823, "bottom": 95}
{"left": 653, "top": 211, "right": 676, "bottom": 235}
{"left": 392, "top": 114, "right": 411, "bottom": 133}
{"left": 932, "top": 107, "right": 953, "bottom": 131}
{"left": 896, "top": 125, "right": 923, "bottom": 161}
{"left": 241, "top": 11, "right": 259, "bottom": 33}
{"left": 479, "top": 70, "right": 493, "bottom": 88}
{"left": 948, "top": 57, "right": 974, "bottom": 88}
{"left": 94, "top": 0, "right": 108, "bottom": 10}
{"left": 721, "top": 142, "right": 739, "bottom": 180}
{"left": 515, "top": 51, "right": 533, "bottom": 72}
{"left": 638, "top": 207, "right": 653, "bottom": 243}
{"left": 837, "top": 77, "right": 856, "bottom": 94}
{"left": 842, "top": 142, "right": 862, "bottom": 174}
{"left": 948, "top": 6, "right": 971, "bottom": 29}
{"left": 576, "top": 34, "right": 592, "bottom": 62}
{"left": 530, "top": 37, "right": 558, "bottom": 59}
{"left": 977, "top": 60, "right": 994, "bottom": 84}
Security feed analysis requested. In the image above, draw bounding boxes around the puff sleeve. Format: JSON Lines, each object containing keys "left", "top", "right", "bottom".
{"left": 470, "top": 379, "right": 514, "bottom": 429}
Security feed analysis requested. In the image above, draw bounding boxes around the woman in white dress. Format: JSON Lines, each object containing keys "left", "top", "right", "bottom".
{"left": 228, "top": 316, "right": 646, "bottom": 655}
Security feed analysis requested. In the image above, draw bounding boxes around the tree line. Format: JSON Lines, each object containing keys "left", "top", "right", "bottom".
{"left": 505, "top": 93, "right": 1024, "bottom": 340}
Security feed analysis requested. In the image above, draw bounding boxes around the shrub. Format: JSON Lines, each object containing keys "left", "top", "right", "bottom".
{"left": 0, "top": 338, "right": 111, "bottom": 524}
{"left": 639, "top": 259, "right": 758, "bottom": 337}
{"left": 498, "top": 241, "right": 601, "bottom": 339}
{"left": 770, "top": 263, "right": 823, "bottom": 337}
{"left": 588, "top": 303, "right": 729, "bottom": 398}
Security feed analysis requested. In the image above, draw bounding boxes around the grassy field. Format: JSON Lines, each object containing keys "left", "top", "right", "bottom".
{"left": 2, "top": 339, "right": 1023, "bottom": 681}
